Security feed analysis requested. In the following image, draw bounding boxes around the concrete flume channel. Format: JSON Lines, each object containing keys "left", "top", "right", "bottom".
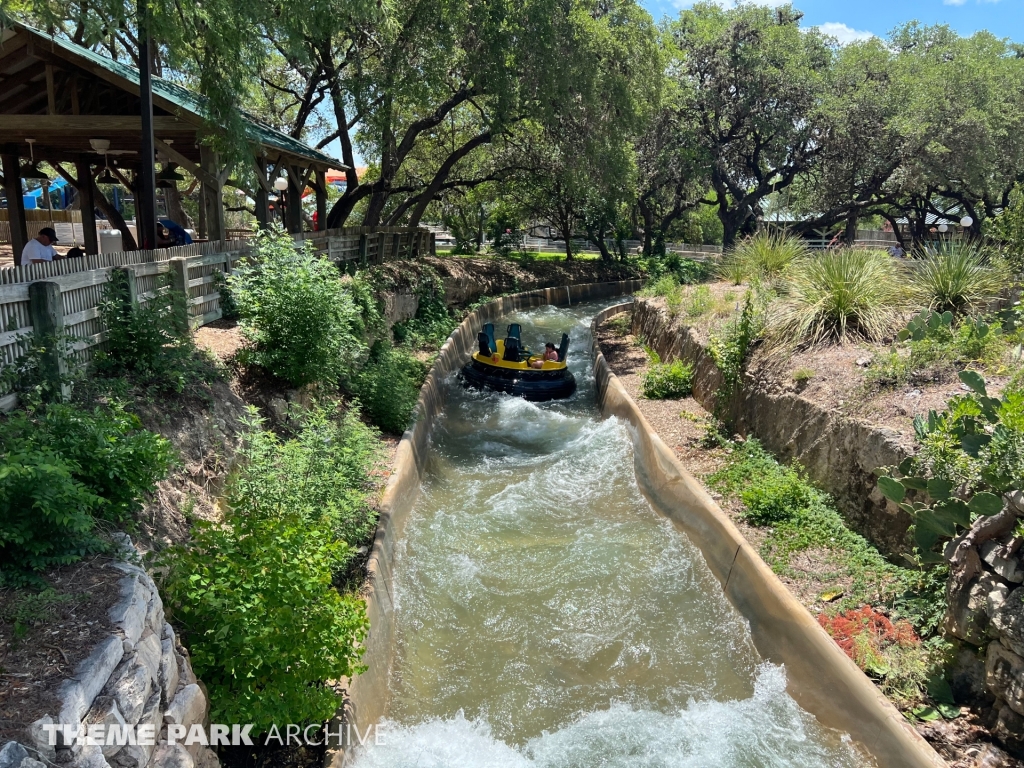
{"left": 328, "top": 283, "right": 944, "bottom": 767}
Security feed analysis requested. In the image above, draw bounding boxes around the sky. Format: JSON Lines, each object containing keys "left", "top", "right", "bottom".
{"left": 644, "top": 0, "right": 1024, "bottom": 44}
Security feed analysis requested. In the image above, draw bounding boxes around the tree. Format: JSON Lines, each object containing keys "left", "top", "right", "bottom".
{"left": 667, "top": 3, "right": 832, "bottom": 246}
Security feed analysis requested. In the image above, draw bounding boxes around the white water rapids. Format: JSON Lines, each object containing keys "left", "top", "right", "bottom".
{"left": 350, "top": 303, "right": 868, "bottom": 767}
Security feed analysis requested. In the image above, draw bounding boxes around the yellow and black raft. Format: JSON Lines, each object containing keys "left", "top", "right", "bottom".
{"left": 460, "top": 323, "right": 577, "bottom": 402}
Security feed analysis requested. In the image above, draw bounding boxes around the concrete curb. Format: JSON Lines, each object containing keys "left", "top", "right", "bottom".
{"left": 589, "top": 302, "right": 945, "bottom": 768}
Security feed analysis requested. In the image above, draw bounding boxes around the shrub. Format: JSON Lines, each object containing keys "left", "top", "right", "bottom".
{"left": 227, "top": 406, "right": 383, "bottom": 556}
{"left": 792, "top": 367, "right": 815, "bottom": 383}
{"left": 727, "top": 230, "right": 809, "bottom": 285}
{"left": 992, "top": 183, "right": 1024, "bottom": 274}
{"left": 158, "top": 508, "right": 368, "bottom": 732}
{"left": 230, "top": 229, "right": 366, "bottom": 387}
{"left": 708, "top": 290, "right": 765, "bottom": 412}
{"left": 639, "top": 275, "right": 684, "bottom": 318}
{"left": 771, "top": 249, "right": 907, "bottom": 345}
{"left": 739, "top": 464, "right": 812, "bottom": 525}
{"left": 0, "top": 402, "right": 173, "bottom": 581}
{"left": 391, "top": 270, "right": 457, "bottom": 350}
{"left": 716, "top": 252, "right": 749, "bottom": 285}
{"left": 349, "top": 342, "right": 428, "bottom": 434}
{"left": 94, "top": 271, "right": 217, "bottom": 394}
{"left": 640, "top": 360, "right": 694, "bottom": 399}
{"left": 910, "top": 240, "right": 1008, "bottom": 316}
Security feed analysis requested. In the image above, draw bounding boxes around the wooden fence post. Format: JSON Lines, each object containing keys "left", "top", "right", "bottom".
{"left": 169, "top": 258, "right": 191, "bottom": 334}
{"left": 378, "top": 233, "right": 386, "bottom": 264}
{"left": 28, "top": 281, "right": 70, "bottom": 401}
{"left": 358, "top": 234, "right": 368, "bottom": 267}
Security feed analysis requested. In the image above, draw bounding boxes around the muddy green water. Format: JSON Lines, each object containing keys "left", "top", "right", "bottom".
{"left": 351, "top": 302, "right": 867, "bottom": 767}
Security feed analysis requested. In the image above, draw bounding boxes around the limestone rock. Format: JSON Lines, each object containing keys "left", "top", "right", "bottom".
{"left": 20, "top": 759, "right": 45, "bottom": 768}
{"left": 163, "top": 685, "right": 205, "bottom": 729}
{"left": 987, "top": 641, "right": 1024, "bottom": 716}
{"left": 109, "top": 575, "right": 152, "bottom": 647}
{"left": 950, "top": 647, "right": 993, "bottom": 706}
{"left": 994, "top": 704, "right": 1024, "bottom": 756}
{"left": 60, "top": 637, "right": 125, "bottom": 726}
{"left": 159, "top": 634, "right": 180, "bottom": 706}
{"left": 84, "top": 697, "right": 127, "bottom": 758}
{"left": 104, "top": 659, "right": 152, "bottom": 726}
{"left": 0, "top": 742, "right": 29, "bottom": 768}
{"left": 981, "top": 541, "right": 1024, "bottom": 584}
{"left": 71, "top": 745, "right": 111, "bottom": 768}
{"left": 989, "top": 586, "right": 1024, "bottom": 657}
{"left": 27, "top": 715, "right": 57, "bottom": 763}
{"left": 149, "top": 745, "right": 193, "bottom": 768}
{"left": 192, "top": 747, "right": 219, "bottom": 768}
{"left": 135, "top": 632, "right": 163, "bottom": 690}
{"left": 947, "top": 572, "right": 1002, "bottom": 645}
{"left": 110, "top": 692, "right": 161, "bottom": 768}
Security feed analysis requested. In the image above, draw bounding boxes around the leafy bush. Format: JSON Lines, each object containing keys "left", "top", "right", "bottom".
{"left": 639, "top": 275, "right": 684, "bottom": 318}
{"left": 910, "top": 240, "right": 1008, "bottom": 315}
{"left": 717, "top": 252, "right": 749, "bottom": 285}
{"left": 227, "top": 406, "right": 383, "bottom": 556}
{"left": 640, "top": 360, "right": 694, "bottom": 399}
{"left": 350, "top": 342, "right": 428, "bottom": 434}
{"left": 391, "top": 270, "right": 457, "bottom": 350}
{"left": 230, "top": 229, "right": 366, "bottom": 387}
{"left": 94, "top": 270, "right": 217, "bottom": 394}
{"left": 991, "top": 183, "right": 1024, "bottom": 274}
{"left": 159, "top": 404, "right": 381, "bottom": 731}
{"left": 159, "top": 508, "right": 368, "bottom": 732}
{"left": 771, "top": 249, "right": 907, "bottom": 345}
{"left": 642, "top": 254, "right": 711, "bottom": 285}
{"left": 0, "top": 402, "right": 173, "bottom": 581}
{"left": 708, "top": 290, "right": 765, "bottom": 414}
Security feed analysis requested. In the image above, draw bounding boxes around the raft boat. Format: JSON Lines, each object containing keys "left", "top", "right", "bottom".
{"left": 460, "top": 323, "right": 577, "bottom": 402}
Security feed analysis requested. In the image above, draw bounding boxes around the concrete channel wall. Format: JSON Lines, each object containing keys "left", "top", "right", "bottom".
{"left": 327, "top": 287, "right": 942, "bottom": 768}
{"left": 590, "top": 303, "right": 945, "bottom": 768}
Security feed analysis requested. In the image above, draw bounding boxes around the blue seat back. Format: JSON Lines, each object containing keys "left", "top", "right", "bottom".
{"left": 506, "top": 323, "right": 522, "bottom": 342}
{"left": 557, "top": 333, "right": 570, "bottom": 362}
{"left": 478, "top": 332, "right": 492, "bottom": 356}
{"left": 483, "top": 323, "right": 496, "bottom": 353}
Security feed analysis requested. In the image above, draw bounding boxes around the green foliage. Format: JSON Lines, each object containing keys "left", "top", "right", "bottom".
{"left": 158, "top": 509, "right": 367, "bottom": 732}
{"left": 391, "top": 269, "right": 457, "bottom": 350}
{"left": 728, "top": 230, "right": 809, "bottom": 285}
{"left": 159, "top": 405, "right": 380, "bottom": 731}
{"left": 0, "top": 402, "right": 173, "bottom": 580}
{"left": 991, "top": 183, "right": 1024, "bottom": 274}
{"left": 716, "top": 253, "right": 749, "bottom": 285}
{"left": 710, "top": 439, "right": 949, "bottom": 637}
{"left": 877, "top": 372, "right": 1024, "bottom": 565}
{"left": 686, "top": 285, "right": 713, "bottom": 317}
{"left": 640, "top": 360, "right": 694, "bottom": 400}
{"left": 0, "top": 587, "right": 82, "bottom": 638}
{"left": 910, "top": 240, "right": 1008, "bottom": 315}
{"left": 95, "top": 270, "right": 216, "bottom": 394}
{"left": 771, "top": 249, "right": 907, "bottom": 345}
{"left": 349, "top": 342, "right": 428, "bottom": 435}
{"left": 643, "top": 253, "right": 712, "bottom": 284}
{"left": 212, "top": 270, "right": 239, "bottom": 322}
{"left": 792, "top": 367, "right": 815, "bottom": 383}
{"left": 230, "top": 229, "right": 366, "bottom": 388}
{"left": 708, "top": 291, "right": 764, "bottom": 413}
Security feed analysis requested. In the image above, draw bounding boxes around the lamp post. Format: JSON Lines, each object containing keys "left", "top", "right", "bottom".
{"left": 273, "top": 176, "right": 289, "bottom": 229}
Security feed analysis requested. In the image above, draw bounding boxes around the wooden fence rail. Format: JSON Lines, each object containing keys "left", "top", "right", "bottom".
{"left": 0, "top": 226, "right": 435, "bottom": 412}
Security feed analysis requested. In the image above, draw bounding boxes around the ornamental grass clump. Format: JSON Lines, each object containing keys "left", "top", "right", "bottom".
{"left": 910, "top": 240, "right": 1008, "bottom": 316}
{"left": 771, "top": 249, "right": 908, "bottom": 346}
{"left": 721, "top": 230, "right": 809, "bottom": 286}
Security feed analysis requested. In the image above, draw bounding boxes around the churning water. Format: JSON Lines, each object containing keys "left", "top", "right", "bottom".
{"left": 350, "top": 303, "right": 867, "bottom": 767}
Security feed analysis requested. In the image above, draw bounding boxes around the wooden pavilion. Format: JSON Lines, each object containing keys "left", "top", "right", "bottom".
{"left": 0, "top": 21, "right": 343, "bottom": 265}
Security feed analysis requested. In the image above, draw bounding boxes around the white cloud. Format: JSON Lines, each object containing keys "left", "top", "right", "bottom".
{"left": 672, "top": 0, "right": 788, "bottom": 9}
{"left": 943, "top": 0, "right": 968, "bottom": 5}
{"left": 815, "top": 22, "right": 875, "bottom": 44}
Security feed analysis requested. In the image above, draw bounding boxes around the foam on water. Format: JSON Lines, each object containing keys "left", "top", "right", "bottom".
{"left": 351, "top": 301, "right": 866, "bottom": 767}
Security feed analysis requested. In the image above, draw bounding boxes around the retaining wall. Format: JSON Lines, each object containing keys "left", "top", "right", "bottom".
{"left": 0, "top": 538, "right": 216, "bottom": 768}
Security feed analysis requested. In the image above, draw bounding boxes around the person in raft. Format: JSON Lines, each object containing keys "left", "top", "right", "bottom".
{"left": 530, "top": 342, "right": 560, "bottom": 369}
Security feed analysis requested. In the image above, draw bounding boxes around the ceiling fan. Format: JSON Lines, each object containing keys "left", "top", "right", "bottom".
{"left": 89, "top": 138, "right": 136, "bottom": 185}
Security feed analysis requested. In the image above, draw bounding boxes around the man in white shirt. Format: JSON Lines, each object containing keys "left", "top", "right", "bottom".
{"left": 22, "top": 227, "right": 60, "bottom": 264}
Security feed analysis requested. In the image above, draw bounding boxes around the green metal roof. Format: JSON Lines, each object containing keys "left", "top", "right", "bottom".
{"left": 17, "top": 22, "right": 342, "bottom": 168}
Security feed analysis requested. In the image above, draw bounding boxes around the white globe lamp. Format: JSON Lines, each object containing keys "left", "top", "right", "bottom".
{"left": 273, "top": 176, "right": 289, "bottom": 192}
{"left": 960, "top": 215, "right": 973, "bottom": 228}
{"left": 938, "top": 223, "right": 948, "bottom": 233}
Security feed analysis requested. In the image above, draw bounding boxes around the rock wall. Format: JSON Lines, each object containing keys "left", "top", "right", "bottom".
{"left": 1, "top": 540, "right": 217, "bottom": 768}
{"left": 631, "top": 297, "right": 915, "bottom": 556}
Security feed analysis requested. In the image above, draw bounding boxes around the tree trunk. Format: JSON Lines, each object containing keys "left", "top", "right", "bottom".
{"left": 93, "top": 184, "right": 138, "bottom": 250}
{"left": 588, "top": 227, "right": 612, "bottom": 261}
{"left": 843, "top": 212, "right": 858, "bottom": 246}
{"left": 164, "top": 184, "right": 192, "bottom": 228}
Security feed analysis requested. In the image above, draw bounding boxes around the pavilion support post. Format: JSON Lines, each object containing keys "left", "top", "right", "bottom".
{"left": 315, "top": 169, "right": 327, "bottom": 232}
{"left": 286, "top": 165, "right": 302, "bottom": 234}
{"left": 137, "top": 30, "right": 158, "bottom": 250}
{"left": 2, "top": 151, "right": 28, "bottom": 266}
{"left": 74, "top": 159, "right": 99, "bottom": 255}
{"left": 255, "top": 159, "right": 270, "bottom": 229}
{"left": 199, "top": 146, "right": 225, "bottom": 242}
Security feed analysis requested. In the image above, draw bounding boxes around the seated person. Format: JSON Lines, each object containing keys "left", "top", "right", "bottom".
{"left": 159, "top": 218, "right": 194, "bottom": 246}
{"left": 530, "top": 342, "right": 560, "bottom": 369}
{"left": 22, "top": 227, "right": 59, "bottom": 264}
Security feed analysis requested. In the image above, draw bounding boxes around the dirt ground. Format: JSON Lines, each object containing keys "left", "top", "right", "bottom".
{"left": 598, "top": 311, "right": 1023, "bottom": 768}
{"left": 0, "top": 557, "right": 120, "bottom": 746}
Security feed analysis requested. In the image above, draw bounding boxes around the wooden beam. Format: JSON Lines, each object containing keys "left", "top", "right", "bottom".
{"left": 154, "top": 137, "right": 217, "bottom": 186}
{"left": 0, "top": 115, "right": 190, "bottom": 133}
{"left": 0, "top": 65, "right": 44, "bottom": 102}
{"left": 2, "top": 152, "right": 28, "bottom": 265}
{"left": 0, "top": 34, "right": 30, "bottom": 73}
{"left": 251, "top": 157, "right": 273, "bottom": 193}
{"left": 1, "top": 89, "right": 47, "bottom": 116}
{"left": 70, "top": 160, "right": 99, "bottom": 255}
{"left": 70, "top": 73, "right": 79, "bottom": 114}
{"left": 45, "top": 64, "right": 55, "bottom": 114}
